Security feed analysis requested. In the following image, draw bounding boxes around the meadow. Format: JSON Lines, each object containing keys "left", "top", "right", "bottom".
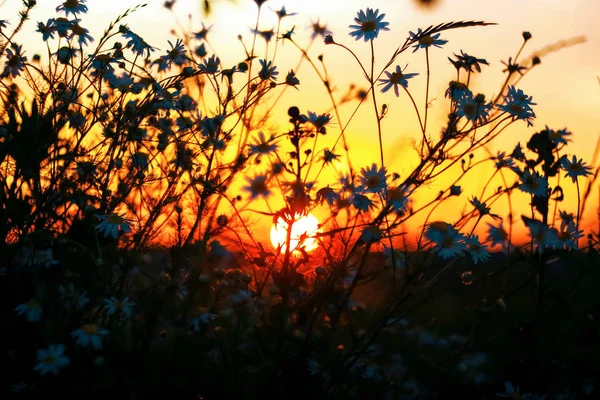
{"left": 1, "top": 0, "right": 599, "bottom": 398}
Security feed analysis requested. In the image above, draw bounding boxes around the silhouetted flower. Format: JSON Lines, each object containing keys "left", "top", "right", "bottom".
{"left": 349, "top": 8, "right": 389, "bottom": 42}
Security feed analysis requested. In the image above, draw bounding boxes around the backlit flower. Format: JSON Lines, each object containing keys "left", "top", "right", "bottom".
{"left": 258, "top": 59, "right": 278, "bottom": 81}
{"left": 104, "top": 297, "right": 135, "bottom": 318}
{"left": 465, "top": 234, "right": 490, "bottom": 264}
{"left": 95, "top": 213, "right": 131, "bottom": 239}
{"left": 379, "top": 65, "right": 418, "bottom": 96}
{"left": 517, "top": 169, "right": 548, "bottom": 197}
{"left": 349, "top": 8, "right": 389, "bottom": 42}
{"left": 358, "top": 163, "right": 388, "bottom": 194}
{"left": 34, "top": 345, "right": 70, "bottom": 376}
{"left": 244, "top": 175, "right": 271, "bottom": 199}
{"left": 56, "top": 0, "right": 88, "bottom": 18}
{"left": 560, "top": 155, "right": 592, "bottom": 183}
{"left": 409, "top": 29, "right": 448, "bottom": 52}
{"left": 310, "top": 18, "right": 332, "bottom": 39}
{"left": 15, "top": 299, "right": 43, "bottom": 322}
{"left": 2, "top": 44, "right": 27, "bottom": 78}
{"left": 497, "top": 85, "right": 536, "bottom": 127}
{"left": 71, "top": 324, "right": 109, "bottom": 350}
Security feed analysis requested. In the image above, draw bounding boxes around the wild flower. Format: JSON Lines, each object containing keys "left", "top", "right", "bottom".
{"left": 445, "top": 80, "right": 470, "bottom": 100}
{"left": 34, "top": 345, "right": 70, "bottom": 376}
{"left": 58, "top": 284, "right": 89, "bottom": 310}
{"left": 465, "top": 234, "right": 491, "bottom": 264}
{"left": 249, "top": 132, "right": 278, "bottom": 156}
{"left": 285, "top": 70, "right": 300, "bottom": 88}
{"left": 37, "top": 19, "right": 56, "bottom": 41}
{"left": 190, "top": 307, "right": 216, "bottom": 331}
{"left": 349, "top": 8, "right": 390, "bottom": 42}
{"left": 517, "top": 169, "right": 548, "bottom": 197}
{"left": 494, "top": 151, "right": 516, "bottom": 170}
{"left": 425, "top": 222, "right": 466, "bottom": 259}
{"left": 387, "top": 185, "right": 409, "bottom": 211}
{"left": 95, "top": 213, "right": 132, "bottom": 239}
{"left": 273, "top": 5, "right": 298, "bottom": 20}
{"left": 361, "top": 225, "right": 383, "bottom": 243}
{"left": 523, "top": 217, "right": 559, "bottom": 251}
{"left": 104, "top": 297, "right": 136, "bottom": 318}
{"left": 2, "top": 44, "right": 27, "bottom": 78}
{"left": 497, "top": 85, "right": 537, "bottom": 126}
{"left": 469, "top": 196, "right": 491, "bottom": 217}
{"left": 307, "top": 111, "right": 332, "bottom": 130}
{"left": 455, "top": 92, "right": 492, "bottom": 124}
{"left": 15, "top": 299, "right": 43, "bottom": 322}
{"left": 252, "top": 28, "right": 276, "bottom": 43}
{"left": 71, "top": 324, "right": 109, "bottom": 350}
{"left": 556, "top": 221, "right": 583, "bottom": 250}
{"left": 194, "top": 22, "right": 213, "bottom": 41}
{"left": 321, "top": 148, "right": 340, "bottom": 164}
{"left": 350, "top": 193, "right": 375, "bottom": 212}
{"left": 310, "top": 18, "right": 332, "bottom": 39}
{"left": 244, "top": 175, "right": 271, "bottom": 199}
{"left": 486, "top": 222, "right": 509, "bottom": 251}
{"left": 199, "top": 54, "right": 220, "bottom": 74}
{"left": 258, "top": 59, "right": 278, "bottom": 81}
{"left": 409, "top": 29, "right": 448, "bottom": 52}
{"left": 68, "top": 20, "right": 94, "bottom": 46}
{"left": 122, "top": 28, "right": 155, "bottom": 57}
{"left": 358, "top": 163, "right": 388, "bottom": 194}
{"left": 378, "top": 65, "right": 419, "bottom": 96}
{"left": 560, "top": 155, "right": 592, "bottom": 183}
{"left": 449, "top": 50, "right": 489, "bottom": 73}
{"left": 549, "top": 128, "right": 572, "bottom": 145}
{"left": 161, "top": 39, "right": 187, "bottom": 67}
{"left": 56, "top": 0, "right": 89, "bottom": 18}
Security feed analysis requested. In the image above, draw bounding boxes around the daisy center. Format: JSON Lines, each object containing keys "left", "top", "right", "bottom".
{"left": 106, "top": 214, "right": 124, "bottom": 224}
{"left": 418, "top": 36, "right": 434, "bottom": 45}
{"left": 361, "top": 20, "right": 377, "bottom": 33}
{"left": 64, "top": 0, "right": 79, "bottom": 8}
{"left": 388, "top": 72, "right": 405, "bottom": 84}
{"left": 366, "top": 176, "right": 381, "bottom": 189}
{"left": 251, "top": 181, "right": 268, "bottom": 194}
{"left": 509, "top": 104, "right": 523, "bottom": 114}
{"left": 44, "top": 355, "right": 57, "bottom": 365}
{"left": 463, "top": 103, "right": 476, "bottom": 116}
{"left": 82, "top": 324, "right": 99, "bottom": 335}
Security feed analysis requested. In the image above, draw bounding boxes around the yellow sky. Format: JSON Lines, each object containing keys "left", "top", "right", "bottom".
{"left": 2, "top": 0, "right": 599, "bottom": 246}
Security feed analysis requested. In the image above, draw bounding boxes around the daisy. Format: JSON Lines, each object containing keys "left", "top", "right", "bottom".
{"left": 273, "top": 5, "right": 298, "bottom": 20}
{"left": 358, "top": 163, "right": 388, "bottom": 194}
{"left": 455, "top": 92, "right": 492, "bottom": 124}
{"left": 161, "top": 39, "right": 187, "bottom": 67}
{"left": 465, "top": 234, "right": 490, "bottom": 264}
{"left": 409, "top": 29, "right": 448, "bottom": 52}
{"left": 549, "top": 128, "right": 572, "bottom": 145}
{"left": 34, "top": 345, "right": 70, "bottom": 376}
{"left": 350, "top": 193, "right": 374, "bottom": 212}
{"left": 556, "top": 221, "right": 583, "bottom": 250}
{"left": 383, "top": 245, "right": 406, "bottom": 270}
{"left": 68, "top": 20, "right": 93, "bottom": 46}
{"left": 425, "top": 222, "right": 466, "bottom": 259}
{"left": 387, "top": 185, "right": 409, "bottom": 211}
{"left": 190, "top": 307, "right": 216, "bottom": 332}
{"left": 71, "top": 324, "right": 109, "bottom": 350}
{"left": 523, "top": 217, "right": 559, "bottom": 251}
{"left": 449, "top": 50, "right": 489, "bottom": 73}
{"left": 56, "top": 0, "right": 88, "bottom": 18}
{"left": 194, "top": 22, "right": 213, "bottom": 41}
{"left": 307, "top": 111, "right": 332, "bottom": 130}
{"left": 486, "top": 222, "right": 509, "bottom": 251}
{"left": 15, "top": 299, "right": 43, "bottom": 322}
{"left": 2, "top": 44, "right": 27, "bottom": 79}
{"left": 497, "top": 85, "right": 537, "bottom": 126}
{"left": 558, "top": 210, "right": 575, "bottom": 231}
{"left": 258, "top": 59, "right": 278, "bottom": 81}
{"left": 243, "top": 175, "right": 271, "bottom": 199}
{"left": 95, "top": 213, "right": 131, "bottom": 239}
{"left": 494, "top": 151, "right": 515, "bottom": 170}
{"left": 37, "top": 19, "right": 56, "bottom": 41}
{"left": 378, "top": 65, "right": 419, "bottom": 96}
{"left": 321, "top": 148, "right": 340, "bottom": 164}
{"left": 445, "top": 80, "right": 469, "bottom": 100}
{"left": 517, "top": 169, "right": 548, "bottom": 197}
{"left": 199, "top": 54, "right": 220, "bottom": 74}
{"left": 122, "top": 29, "right": 155, "bottom": 58}
{"left": 104, "top": 297, "right": 136, "bottom": 318}
{"left": 285, "top": 70, "right": 300, "bottom": 88}
{"left": 349, "top": 8, "right": 390, "bottom": 42}
{"left": 316, "top": 186, "right": 338, "bottom": 206}
{"left": 309, "top": 18, "right": 332, "bottom": 39}
{"left": 470, "top": 196, "right": 491, "bottom": 217}
{"left": 560, "top": 155, "right": 592, "bottom": 183}
{"left": 250, "top": 132, "right": 278, "bottom": 156}
{"left": 58, "top": 284, "right": 89, "bottom": 310}
{"left": 360, "top": 225, "right": 383, "bottom": 243}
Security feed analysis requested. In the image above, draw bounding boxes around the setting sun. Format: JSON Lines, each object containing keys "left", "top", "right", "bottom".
{"left": 270, "top": 213, "right": 321, "bottom": 253}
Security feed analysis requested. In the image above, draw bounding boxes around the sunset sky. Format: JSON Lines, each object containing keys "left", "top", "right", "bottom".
{"left": 2, "top": 0, "right": 599, "bottom": 246}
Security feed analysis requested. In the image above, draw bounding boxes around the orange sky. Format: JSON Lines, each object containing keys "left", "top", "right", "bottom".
{"left": 2, "top": 0, "right": 599, "bottom": 248}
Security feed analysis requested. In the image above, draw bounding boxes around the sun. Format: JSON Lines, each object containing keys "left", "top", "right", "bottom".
{"left": 270, "top": 213, "right": 321, "bottom": 253}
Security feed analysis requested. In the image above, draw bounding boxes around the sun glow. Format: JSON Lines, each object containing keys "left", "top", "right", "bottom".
{"left": 270, "top": 213, "right": 321, "bottom": 253}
